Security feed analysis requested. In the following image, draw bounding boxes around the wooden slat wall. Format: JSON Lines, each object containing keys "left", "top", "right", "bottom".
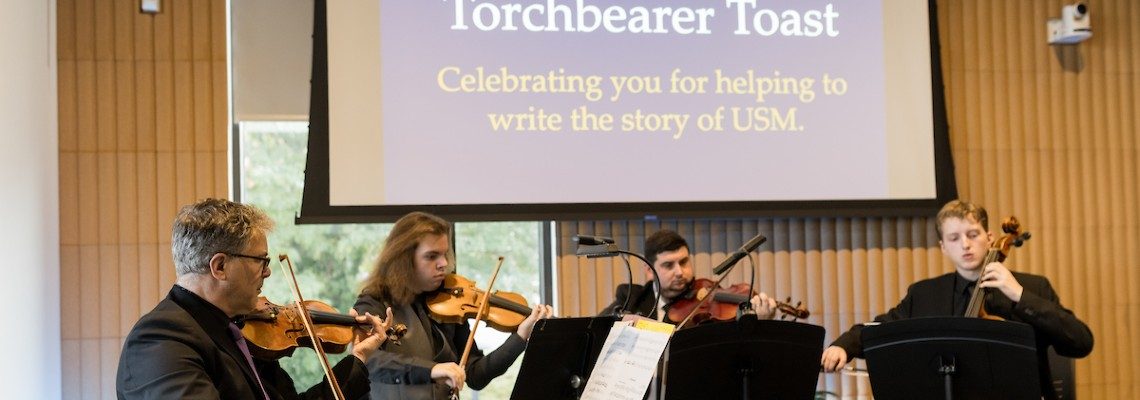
{"left": 558, "top": 1, "right": 1140, "bottom": 398}
{"left": 55, "top": 0, "right": 1139, "bottom": 399}
{"left": 57, "top": 0, "right": 228, "bottom": 398}
{"left": 938, "top": 0, "right": 1138, "bottom": 398}
{"left": 558, "top": 218, "right": 945, "bottom": 398}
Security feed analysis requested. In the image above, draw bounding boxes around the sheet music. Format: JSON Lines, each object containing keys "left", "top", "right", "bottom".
{"left": 581, "top": 319, "right": 674, "bottom": 400}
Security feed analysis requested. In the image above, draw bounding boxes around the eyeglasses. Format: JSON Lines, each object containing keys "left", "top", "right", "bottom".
{"left": 225, "top": 253, "right": 272, "bottom": 270}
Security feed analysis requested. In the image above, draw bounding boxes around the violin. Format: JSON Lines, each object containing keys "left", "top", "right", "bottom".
{"left": 427, "top": 273, "right": 533, "bottom": 332}
{"left": 439, "top": 258, "right": 514, "bottom": 400}
{"left": 666, "top": 278, "right": 810, "bottom": 326}
{"left": 268, "top": 253, "right": 403, "bottom": 400}
{"left": 963, "top": 216, "right": 1031, "bottom": 320}
{"left": 240, "top": 296, "right": 409, "bottom": 360}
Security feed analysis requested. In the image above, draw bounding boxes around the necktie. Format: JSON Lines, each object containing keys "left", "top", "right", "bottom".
{"left": 956, "top": 282, "right": 976, "bottom": 316}
{"left": 228, "top": 322, "right": 272, "bottom": 400}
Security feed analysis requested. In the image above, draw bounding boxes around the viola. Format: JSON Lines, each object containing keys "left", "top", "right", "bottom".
{"left": 666, "top": 278, "right": 810, "bottom": 326}
{"left": 963, "top": 216, "right": 1031, "bottom": 320}
{"left": 240, "top": 296, "right": 409, "bottom": 360}
{"left": 427, "top": 273, "right": 533, "bottom": 332}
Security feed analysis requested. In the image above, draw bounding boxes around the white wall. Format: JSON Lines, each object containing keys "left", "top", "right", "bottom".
{"left": 0, "top": 1, "right": 61, "bottom": 398}
{"left": 232, "top": 0, "right": 313, "bottom": 120}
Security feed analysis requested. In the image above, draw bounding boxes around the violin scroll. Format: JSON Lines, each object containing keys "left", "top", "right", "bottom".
{"left": 383, "top": 323, "right": 409, "bottom": 346}
{"left": 775, "top": 297, "right": 810, "bottom": 320}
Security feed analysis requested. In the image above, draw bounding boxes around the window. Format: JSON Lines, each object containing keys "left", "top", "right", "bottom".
{"left": 237, "top": 121, "right": 546, "bottom": 398}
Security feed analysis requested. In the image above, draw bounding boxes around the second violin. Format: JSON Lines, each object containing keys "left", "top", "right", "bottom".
{"left": 427, "top": 273, "right": 533, "bottom": 332}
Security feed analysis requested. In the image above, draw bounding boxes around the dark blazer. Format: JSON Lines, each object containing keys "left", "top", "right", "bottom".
{"left": 831, "top": 271, "right": 1093, "bottom": 400}
{"left": 116, "top": 285, "right": 370, "bottom": 400}
{"left": 599, "top": 283, "right": 662, "bottom": 320}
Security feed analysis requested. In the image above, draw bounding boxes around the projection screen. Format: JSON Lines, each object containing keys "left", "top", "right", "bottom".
{"left": 299, "top": 0, "right": 956, "bottom": 222}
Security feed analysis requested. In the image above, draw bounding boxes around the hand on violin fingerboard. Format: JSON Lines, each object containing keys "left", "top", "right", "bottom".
{"left": 750, "top": 293, "right": 778, "bottom": 319}
{"left": 350, "top": 306, "right": 395, "bottom": 362}
{"left": 516, "top": 304, "right": 554, "bottom": 340}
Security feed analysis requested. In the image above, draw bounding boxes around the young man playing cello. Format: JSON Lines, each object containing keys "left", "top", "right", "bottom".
{"left": 820, "top": 199, "right": 1093, "bottom": 399}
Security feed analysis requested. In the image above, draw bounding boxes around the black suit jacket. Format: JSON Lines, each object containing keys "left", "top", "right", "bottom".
{"left": 599, "top": 284, "right": 679, "bottom": 323}
{"left": 116, "top": 285, "right": 370, "bottom": 400}
{"left": 831, "top": 271, "right": 1093, "bottom": 400}
{"left": 600, "top": 283, "right": 655, "bottom": 318}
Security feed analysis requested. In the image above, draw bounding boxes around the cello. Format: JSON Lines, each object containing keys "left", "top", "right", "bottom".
{"left": 963, "top": 216, "right": 1031, "bottom": 319}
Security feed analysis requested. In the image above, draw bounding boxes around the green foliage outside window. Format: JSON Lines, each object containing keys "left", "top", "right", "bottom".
{"left": 239, "top": 122, "right": 542, "bottom": 399}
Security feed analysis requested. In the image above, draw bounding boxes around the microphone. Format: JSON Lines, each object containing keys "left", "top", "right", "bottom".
{"left": 572, "top": 235, "right": 615, "bottom": 246}
{"left": 712, "top": 234, "right": 767, "bottom": 275}
{"left": 573, "top": 235, "right": 620, "bottom": 258}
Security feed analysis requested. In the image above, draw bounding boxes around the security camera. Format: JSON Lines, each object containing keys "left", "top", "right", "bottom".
{"left": 1048, "top": 2, "right": 1092, "bottom": 44}
{"left": 1070, "top": 3, "right": 1088, "bottom": 18}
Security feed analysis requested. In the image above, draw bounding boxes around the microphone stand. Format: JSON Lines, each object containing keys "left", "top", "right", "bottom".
{"left": 672, "top": 250, "right": 758, "bottom": 400}
{"left": 675, "top": 259, "right": 741, "bottom": 328}
{"left": 738, "top": 254, "right": 757, "bottom": 321}
{"left": 576, "top": 241, "right": 667, "bottom": 399}
{"left": 620, "top": 250, "right": 662, "bottom": 319}
{"left": 575, "top": 243, "right": 660, "bottom": 319}
{"left": 617, "top": 256, "right": 634, "bottom": 316}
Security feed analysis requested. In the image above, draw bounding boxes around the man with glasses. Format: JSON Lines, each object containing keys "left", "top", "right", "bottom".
{"left": 116, "top": 198, "right": 394, "bottom": 399}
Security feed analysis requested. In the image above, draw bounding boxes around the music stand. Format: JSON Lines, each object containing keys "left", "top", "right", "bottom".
{"left": 1046, "top": 346, "right": 1074, "bottom": 400}
{"left": 862, "top": 317, "right": 1040, "bottom": 400}
{"left": 665, "top": 317, "right": 825, "bottom": 400}
{"left": 510, "top": 316, "right": 618, "bottom": 400}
